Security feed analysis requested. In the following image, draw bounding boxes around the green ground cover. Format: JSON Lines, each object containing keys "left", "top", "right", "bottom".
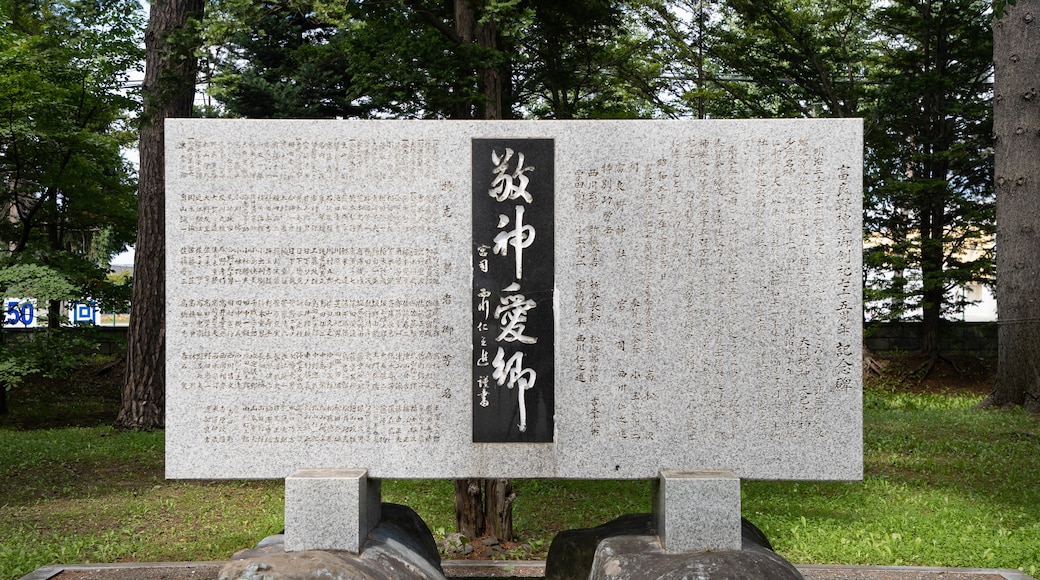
{"left": 0, "top": 356, "right": 1037, "bottom": 579}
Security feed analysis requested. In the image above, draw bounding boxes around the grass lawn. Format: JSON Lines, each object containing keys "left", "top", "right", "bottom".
{"left": 1, "top": 355, "right": 1038, "bottom": 579}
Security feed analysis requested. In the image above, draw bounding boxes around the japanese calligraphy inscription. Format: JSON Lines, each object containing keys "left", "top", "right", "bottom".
{"left": 165, "top": 119, "right": 863, "bottom": 484}
{"left": 471, "top": 139, "right": 555, "bottom": 443}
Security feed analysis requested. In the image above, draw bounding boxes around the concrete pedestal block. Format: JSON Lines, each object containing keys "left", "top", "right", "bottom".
{"left": 284, "top": 468, "right": 382, "bottom": 553}
{"left": 653, "top": 470, "right": 741, "bottom": 552}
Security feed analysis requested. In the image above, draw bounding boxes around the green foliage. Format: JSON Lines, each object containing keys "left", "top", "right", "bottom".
{"left": 0, "top": 1, "right": 140, "bottom": 398}
{"left": 0, "top": 356, "right": 39, "bottom": 396}
{"left": 204, "top": 0, "right": 373, "bottom": 118}
{"left": 0, "top": 265, "right": 122, "bottom": 403}
{"left": 509, "top": 0, "right": 666, "bottom": 119}
{"left": 0, "top": 0, "right": 142, "bottom": 296}
{"left": 204, "top": 0, "right": 661, "bottom": 120}
{"left": 203, "top": 0, "right": 472, "bottom": 118}
{"left": 0, "top": 327, "right": 108, "bottom": 394}
{"left": 862, "top": 0, "right": 994, "bottom": 325}
{"left": 100, "top": 269, "right": 133, "bottom": 315}
{"left": 0, "top": 264, "right": 78, "bottom": 306}
{"left": 324, "top": 1, "right": 483, "bottom": 118}
{"left": 649, "top": 0, "right": 875, "bottom": 118}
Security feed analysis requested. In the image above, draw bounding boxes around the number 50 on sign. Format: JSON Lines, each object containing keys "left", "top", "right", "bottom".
{"left": 3, "top": 299, "right": 37, "bottom": 328}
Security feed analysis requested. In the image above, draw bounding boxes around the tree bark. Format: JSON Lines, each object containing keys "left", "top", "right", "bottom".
{"left": 451, "top": 0, "right": 502, "bottom": 120}
{"left": 453, "top": 478, "right": 486, "bottom": 538}
{"left": 484, "top": 478, "right": 516, "bottom": 541}
{"left": 475, "top": 19, "right": 501, "bottom": 120}
{"left": 448, "top": 0, "right": 513, "bottom": 541}
{"left": 988, "top": 0, "right": 1040, "bottom": 411}
{"left": 452, "top": 478, "right": 516, "bottom": 541}
{"left": 115, "top": 0, "right": 204, "bottom": 430}
{"left": 919, "top": 254, "right": 944, "bottom": 356}
{"left": 919, "top": 204, "right": 945, "bottom": 372}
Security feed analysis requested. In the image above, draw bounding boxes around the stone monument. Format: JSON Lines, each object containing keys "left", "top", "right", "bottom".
{"left": 165, "top": 119, "right": 862, "bottom": 576}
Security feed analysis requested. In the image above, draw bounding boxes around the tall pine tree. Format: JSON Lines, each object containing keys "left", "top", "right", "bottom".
{"left": 986, "top": 0, "right": 1040, "bottom": 411}
{"left": 117, "top": 0, "right": 205, "bottom": 430}
{"left": 863, "top": 0, "right": 993, "bottom": 370}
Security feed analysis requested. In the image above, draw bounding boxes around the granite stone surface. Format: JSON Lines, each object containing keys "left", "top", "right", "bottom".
{"left": 165, "top": 119, "right": 863, "bottom": 481}
{"left": 283, "top": 469, "right": 381, "bottom": 552}
{"left": 653, "top": 470, "right": 741, "bottom": 552}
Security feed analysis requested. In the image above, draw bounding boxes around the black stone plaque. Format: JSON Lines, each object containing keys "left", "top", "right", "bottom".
{"left": 472, "top": 138, "right": 555, "bottom": 443}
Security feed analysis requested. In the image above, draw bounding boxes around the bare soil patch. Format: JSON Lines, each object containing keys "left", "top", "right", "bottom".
{"left": 867, "top": 354, "right": 995, "bottom": 396}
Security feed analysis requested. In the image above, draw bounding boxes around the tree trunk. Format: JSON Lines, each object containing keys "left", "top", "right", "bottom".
{"left": 918, "top": 216, "right": 944, "bottom": 377}
{"left": 451, "top": 0, "right": 477, "bottom": 119}
{"left": 47, "top": 213, "right": 61, "bottom": 328}
{"left": 451, "top": 0, "right": 502, "bottom": 119}
{"left": 920, "top": 290, "right": 943, "bottom": 355}
{"left": 475, "top": 19, "right": 501, "bottom": 120}
{"left": 988, "top": 0, "right": 1040, "bottom": 411}
{"left": 47, "top": 300, "right": 61, "bottom": 328}
{"left": 452, "top": 478, "right": 516, "bottom": 541}
{"left": 115, "top": 0, "right": 204, "bottom": 430}
{"left": 484, "top": 478, "right": 515, "bottom": 541}
{"left": 449, "top": 0, "right": 513, "bottom": 541}
{"left": 453, "top": 478, "right": 485, "bottom": 538}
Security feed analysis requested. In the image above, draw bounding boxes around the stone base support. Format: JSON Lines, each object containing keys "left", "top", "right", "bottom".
{"left": 284, "top": 468, "right": 381, "bottom": 553}
{"left": 653, "top": 469, "right": 741, "bottom": 552}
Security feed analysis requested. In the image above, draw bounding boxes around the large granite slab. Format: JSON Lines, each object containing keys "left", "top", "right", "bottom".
{"left": 165, "top": 119, "right": 863, "bottom": 481}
